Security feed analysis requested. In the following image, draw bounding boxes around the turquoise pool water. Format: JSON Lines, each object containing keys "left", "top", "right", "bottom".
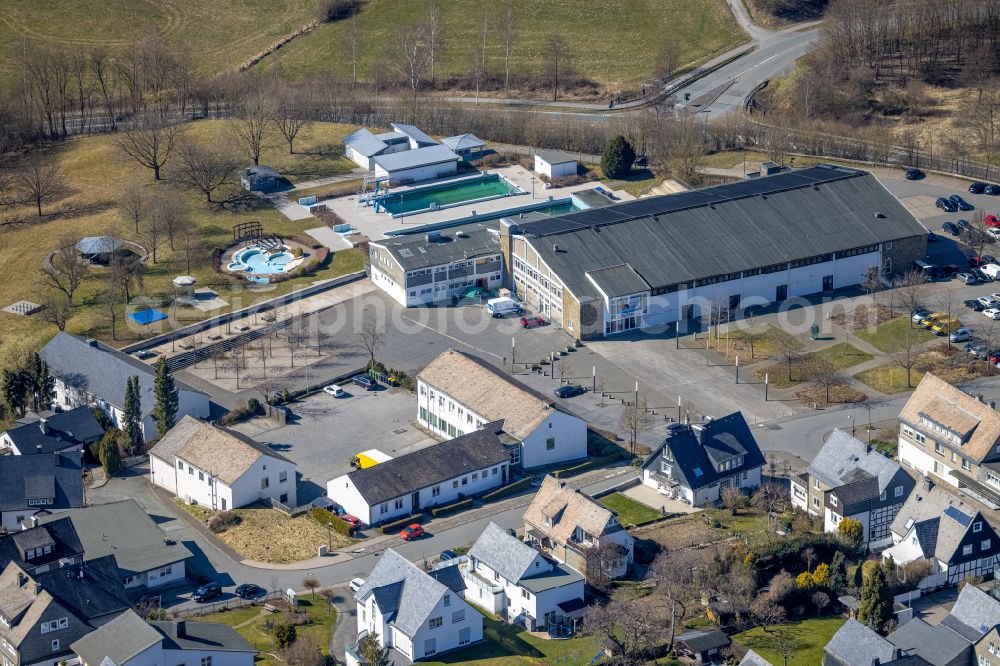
{"left": 228, "top": 246, "right": 294, "bottom": 274}
{"left": 380, "top": 175, "right": 520, "bottom": 215}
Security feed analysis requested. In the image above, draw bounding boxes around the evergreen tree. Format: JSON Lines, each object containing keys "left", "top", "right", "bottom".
{"left": 123, "top": 376, "right": 143, "bottom": 455}
{"left": 152, "top": 358, "right": 178, "bottom": 438}
{"left": 30, "top": 354, "right": 54, "bottom": 412}
{"left": 828, "top": 550, "right": 848, "bottom": 593}
{"left": 358, "top": 633, "right": 391, "bottom": 666}
{"left": 600, "top": 135, "right": 636, "bottom": 180}
{"left": 98, "top": 431, "right": 123, "bottom": 476}
{"left": 1, "top": 369, "right": 28, "bottom": 417}
{"left": 858, "top": 562, "right": 893, "bottom": 632}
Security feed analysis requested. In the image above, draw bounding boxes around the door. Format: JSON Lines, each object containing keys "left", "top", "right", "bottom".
{"left": 728, "top": 294, "right": 740, "bottom": 311}
{"left": 476, "top": 277, "right": 487, "bottom": 289}
{"left": 411, "top": 491, "right": 420, "bottom": 511}
{"left": 822, "top": 275, "right": 834, "bottom": 291}
{"left": 775, "top": 284, "right": 788, "bottom": 302}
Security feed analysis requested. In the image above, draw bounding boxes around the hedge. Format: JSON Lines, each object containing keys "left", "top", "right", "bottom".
{"left": 379, "top": 513, "right": 423, "bottom": 535}
{"left": 481, "top": 477, "right": 534, "bottom": 502}
{"left": 427, "top": 498, "right": 473, "bottom": 518}
{"left": 312, "top": 507, "right": 354, "bottom": 537}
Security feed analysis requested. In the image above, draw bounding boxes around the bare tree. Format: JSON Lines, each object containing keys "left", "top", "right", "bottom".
{"left": 282, "top": 636, "right": 322, "bottom": 666}
{"left": 110, "top": 248, "right": 146, "bottom": 303}
{"left": 805, "top": 356, "right": 844, "bottom": 403}
{"left": 119, "top": 180, "right": 145, "bottom": 234}
{"left": 229, "top": 85, "right": 274, "bottom": 166}
{"left": 170, "top": 138, "right": 238, "bottom": 203}
{"left": 656, "top": 36, "right": 683, "bottom": 81}
{"left": 770, "top": 627, "right": 797, "bottom": 666}
{"left": 140, "top": 198, "right": 167, "bottom": 263}
{"left": 750, "top": 594, "right": 787, "bottom": 633}
{"left": 893, "top": 270, "right": 927, "bottom": 326}
{"left": 39, "top": 293, "right": 72, "bottom": 331}
{"left": 740, "top": 326, "right": 768, "bottom": 360}
{"left": 16, "top": 157, "right": 68, "bottom": 217}
{"left": 774, "top": 335, "right": 801, "bottom": 382}
{"left": 386, "top": 22, "right": 432, "bottom": 115}
{"left": 812, "top": 590, "right": 830, "bottom": 616}
{"left": 498, "top": 0, "right": 516, "bottom": 93}
{"left": 41, "top": 241, "right": 90, "bottom": 304}
{"left": 862, "top": 265, "right": 883, "bottom": 309}
{"left": 584, "top": 541, "right": 626, "bottom": 593}
{"left": 114, "top": 117, "right": 178, "bottom": 180}
{"left": 272, "top": 85, "right": 310, "bottom": 154}
{"left": 302, "top": 576, "right": 320, "bottom": 598}
{"left": 347, "top": 14, "right": 361, "bottom": 89}
{"left": 649, "top": 549, "right": 701, "bottom": 653}
{"left": 356, "top": 309, "right": 384, "bottom": 370}
{"left": 935, "top": 288, "right": 958, "bottom": 349}
{"left": 802, "top": 547, "right": 817, "bottom": 573}
{"left": 175, "top": 218, "right": 200, "bottom": 274}
{"left": 584, "top": 599, "right": 662, "bottom": 664}
{"left": 104, "top": 255, "right": 125, "bottom": 341}
{"left": 618, "top": 399, "right": 653, "bottom": 455}
{"left": 892, "top": 323, "right": 922, "bottom": 389}
{"left": 226, "top": 345, "right": 249, "bottom": 389}
{"left": 721, "top": 486, "right": 746, "bottom": 515}
{"left": 543, "top": 35, "right": 572, "bottom": 101}
{"left": 425, "top": 2, "right": 445, "bottom": 88}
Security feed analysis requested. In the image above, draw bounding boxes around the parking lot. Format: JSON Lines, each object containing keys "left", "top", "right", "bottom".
{"left": 230, "top": 387, "right": 436, "bottom": 504}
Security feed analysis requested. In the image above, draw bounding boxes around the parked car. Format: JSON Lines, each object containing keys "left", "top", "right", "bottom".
{"left": 905, "top": 167, "right": 924, "bottom": 180}
{"left": 937, "top": 197, "right": 958, "bottom": 212}
{"left": 942, "top": 264, "right": 960, "bottom": 276}
{"left": 911, "top": 308, "right": 932, "bottom": 323}
{"left": 971, "top": 256, "right": 989, "bottom": 267}
{"left": 927, "top": 232, "right": 938, "bottom": 243}
{"left": 956, "top": 218, "right": 971, "bottom": 230}
{"left": 943, "top": 221, "right": 960, "bottom": 235}
{"left": 932, "top": 317, "right": 961, "bottom": 335}
{"left": 973, "top": 268, "right": 992, "bottom": 282}
{"left": 987, "top": 184, "right": 1000, "bottom": 195}
{"left": 984, "top": 308, "right": 1000, "bottom": 320}
{"left": 956, "top": 272, "right": 979, "bottom": 285}
{"left": 985, "top": 255, "right": 999, "bottom": 264}
{"left": 235, "top": 584, "right": 263, "bottom": 600}
{"left": 349, "top": 578, "right": 366, "bottom": 593}
{"left": 919, "top": 312, "right": 944, "bottom": 328}
{"left": 950, "top": 328, "right": 973, "bottom": 343}
{"left": 323, "top": 384, "right": 346, "bottom": 397}
{"left": 520, "top": 315, "right": 546, "bottom": 328}
{"left": 965, "top": 340, "right": 983, "bottom": 353}
{"left": 988, "top": 228, "right": 1000, "bottom": 240}
{"left": 439, "top": 550, "right": 458, "bottom": 562}
{"left": 554, "top": 384, "right": 586, "bottom": 399}
{"left": 971, "top": 182, "right": 987, "bottom": 194}
{"left": 351, "top": 374, "right": 377, "bottom": 391}
{"left": 986, "top": 215, "right": 1000, "bottom": 227}
{"left": 965, "top": 299, "right": 986, "bottom": 311}
{"left": 192, "top": 582, "right": 222, "bottom": 602}
{"left": 978, "top": 296, "right": 998, "bottom": 308}
{"left": 950, "top": 194, "right": 975, "bottom": 211}
{"left": 340, "top": 515, "right": 363, "bottom": 529}
{"left": 400, "top": 524, "right": 425, "bottom": 541}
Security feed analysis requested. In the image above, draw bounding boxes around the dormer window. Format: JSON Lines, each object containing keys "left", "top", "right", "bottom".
{"left": 543, "top": 513, "right": 550, "bottom": 527}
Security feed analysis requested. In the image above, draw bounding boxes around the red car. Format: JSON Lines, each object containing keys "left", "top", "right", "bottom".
{"left": 340, "top": 515, "right": 363, "bottom": 529}
{"left": 986, "top": 215, "right": 1000, "bottom": 228}
{"left": 400, "top": 524, "right": 425, "bottom": 541}
{"left": 970, "top": 256, "right": 988, "bottom": 268}
{"left": 520, "top": 315, "right": 546, "bottom": 329}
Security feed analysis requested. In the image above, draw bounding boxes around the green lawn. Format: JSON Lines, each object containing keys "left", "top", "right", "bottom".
{"left": 733, "top": 617, "right": 846, "bottom": 666}
{"left": 192, "top": 598, "right": 337, "bottom": 666}
{"left": 854, "top": 316, "right": 938, "bottom": 353}
{"left": 854, "top": 363, "right": 924, "bottom": 394}
{"left": 601, "top": 169, "right": 659, "bottom": 197}
{"left": 811, "top": 342, "right": 874, "bottom": 371}
{"left": 0, "top": 0, "right": 317, "bottom": 84}
{"left": 755, "top": 342, "right": 873, "bottom": 389}
{"left": 266, "top": 0, "right": 748, "bottom": 88}
{"left": 420, "top": 615, "right": 601, "bottom": 666}
{"left": 600, "top": 493, "right": 663, "bottom": 527}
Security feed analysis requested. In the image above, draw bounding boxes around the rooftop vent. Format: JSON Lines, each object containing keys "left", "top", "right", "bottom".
{"left": 553, "top": 243, "right": 560, "bottom": 252}
{"left": 875, "top": 212, "right": 886, "bottom": 219}
{"left": 426, "top": 231, "right": 441, "bottom": 243}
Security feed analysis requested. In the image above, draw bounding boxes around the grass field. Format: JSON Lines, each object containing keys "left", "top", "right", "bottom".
{"left": 266, "top": 0, "right": 748, "bottom": 89}
{"left": 733, "top": 617, "right": 845, "bottom": 666}
{"left": 854, "top": 363, "right": 923, "bottom": 394}
{"left": 0, "top": 119, "right": 365, "bottom": 353}
{"left": 192, "top": 597, "right": 337, "bottom": 666}
{"left": 0, "top": 0, "right": 317, "bottom": 83}
{"left": 600, "top": 493, "right": 662, "bottom": 527}
{"left": 854, "top": 316, "right": 938, "bottom": 353}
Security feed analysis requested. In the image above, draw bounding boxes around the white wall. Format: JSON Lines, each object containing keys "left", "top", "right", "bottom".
{"left": 375, "top": 160, "right": 458, "bottom": 183}
{"left": 898, "top": 439, "right": 958, "bottom": 487}
{"left": 370, "top": 266, "right": 409, "bottom": 307}
{"left": 162, "top": 648, "right": 255, "bottom": 666}
{"left": 359, "top": 588, "right": 482, "bottom": 660}
{"left": 533, "top": 156, "right": 576, "bottom": 179}
{"left": 466, "top": 558, "right": 584, "bottom": 629}
{"left": 141, "top": 561, "right": 186, "bottom": 589}
{"left": 346, "top": 146, "right": 375, "bottom": 170}
{"left": 149, "top": 454, "right": 179, "bottom": 495}
{"left": 230, "top": 456, "right": 297, "bottom": 508}
{"left": 327, "top": 475, "right": 374, "bottom": 526}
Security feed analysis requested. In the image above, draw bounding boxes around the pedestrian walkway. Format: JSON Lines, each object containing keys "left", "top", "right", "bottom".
{"left": 294, "top": 171, "right": 366, "bottom": 191}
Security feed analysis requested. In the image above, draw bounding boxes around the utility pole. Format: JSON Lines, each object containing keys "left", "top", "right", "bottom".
{"left": 592, "top": 366, "right": 596, "bottom": 392}
{"left": 765, "top": 373, "right": 769, "bottom": 401}
{"left": 511, "top": 337, "right": 516, "bottom": 370}
{"left": 735, "top": 355, "right": 739, "bottom": 384}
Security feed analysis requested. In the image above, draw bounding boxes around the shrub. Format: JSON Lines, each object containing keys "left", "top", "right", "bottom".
{"left": 273, "top": 623, "right": 297, "bottom": 649}
{"left": 839, "top": 517, "right": 864, "bottom": 548}
{"left": 219, "top": 399, "right": 264, "bottom": 425}
{"left": 208, "top": 510, "right": 241, "bottom": 533}
{"left": 97, "top": 430, "right": 125, "bottom": 475}
{"left": 316, "top": 0, "right": 365, "bottom": 22}
{"left": 90, "top": 407, "right": 112, "bottom": 431}
{"left": 427, "top": 499, "right": 473, "bottom": 518}
{"left": 601, "top": 135, "right": 636, "bottom": 179}
{"left": 379, "top": 514, "right": 423, "bottom": 535}
{"left": 312, "top": 508, "right": 354, "bottom": 537}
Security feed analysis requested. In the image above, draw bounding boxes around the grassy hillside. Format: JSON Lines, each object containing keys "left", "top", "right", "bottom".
{"left": 0, "top": 0, "right": 317, "bottom": 81}
{"left": 0, "top": 120, "right": 364, "bottom": 353}
{"left": 265, "top": 0, "right": 748, "bottom": 89}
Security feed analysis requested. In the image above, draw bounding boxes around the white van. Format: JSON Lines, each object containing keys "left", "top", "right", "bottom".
{"left": 982, "top": 263, "right": 1000, "bottom": 280}
{"left": 486, "top": 296, "right": 522, "bottom": 318}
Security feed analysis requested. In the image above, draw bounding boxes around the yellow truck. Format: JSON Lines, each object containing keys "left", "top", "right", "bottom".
{"left": 350, "top": 449, "right": 393, "bottom": 469}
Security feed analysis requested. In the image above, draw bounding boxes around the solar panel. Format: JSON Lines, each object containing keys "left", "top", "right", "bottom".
{"left": 944, "top": 505, "right": 972, "bottom": 526}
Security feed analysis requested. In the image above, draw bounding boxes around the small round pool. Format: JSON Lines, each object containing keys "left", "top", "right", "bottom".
{"left": 228, "top": 245, "right": 295, "bottom": 274}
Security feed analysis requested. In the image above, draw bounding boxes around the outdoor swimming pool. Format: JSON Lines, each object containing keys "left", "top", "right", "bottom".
{"left": 227, "top": 245, "right": 297, "bottom": 274}
{"left": 379, "top": 174, "right": 523, "bottom": 216}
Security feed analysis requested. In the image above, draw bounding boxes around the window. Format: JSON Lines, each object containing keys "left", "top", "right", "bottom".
{"left": 201, "top": 658, "right": 212, "bottom": 666}
{"left": 429, "top": 617, "right": 443, "bottom": 629}
{"left": 812, "top": 497, "right": 820, "bottom": 508}
{"left": 177, "top": 461, "right": 183, "bottom": 470}
{"left": 361, "top": 609, "right": 366, "bottom": 622}
{"left": 964, "top": 544, "right": 974, "bottom": 556}
{"left": 494, "top": 571, "right": 500, "bottom": 582}
{"left": 432, "top": 485, "right": 441, "bottom": 498}
{"left": 459, "top": 628, "right": 471, "bottom": 646}
{"left": 279, "top": 471, "right": 287, "bottom": 483}
{"left": 50, "top": 640, "right": 59, "bottom": 652}
{"left": 830, "top": 496, "right": 838, "bottom": 507}
{"left": 521, "top": 589, "right": 531, "bottom": 600}
{"left": 880, "top": 490, "right": 886, "bottom": 501}
{"left": 394, "top": 498, "right": 404, "bottom": 510}
{"left": 813, "top": 478, "right": 820, "bottom": 490}
{"left": 453, "top": 480, "right": 459, "bottom": 489}
{"left": 424, "top": 639, "right": 437, "bottom": 657}
{"left": 380, "top": 503, "right": 388, "bottom": 515}
{"left": 984, "top": 539, "right": 992, "bottom": 551}
{"left": 158, "top": 566, "right": 172, "bottom": 577}
{"left": 472, "top": 472, "right": 478, "bottom": 481}
{"left": 963, "top": 458, "right": 971, "bottom": 471}
{"left": 935, "top": 442, "right": 944, "bottom": 455}
{"left": 443, "top": 594, "right": 450, "bottom": 607}
{"left": 546, "top": 437, "right": 555, "bottom": 450}
{"left": 462, "top": 477, "right": 468, "bottom": 486}
{"left": 895, "top": 486, "right": 903, "bottom": 497}
{"left": 452, "top": 609, "right": 465, "bottom": 623}
{"left": 915, "top": 433, "right": 926, "bottom": 444}
{"left": 189, "top": 466, "right": 194, "bottom": 475}
{"left": 260, "top": 477, "right": 269, "bottom": 489}
{"left": 492, "top": 467, "right": 498, "bottom": 475}
{"left": 975, "top": 522, "right": 984, "bottom": 533}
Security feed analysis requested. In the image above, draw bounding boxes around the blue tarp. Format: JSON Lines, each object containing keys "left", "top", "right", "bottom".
{"left": 127, "top": 307, "right": 168, "bottom": 326}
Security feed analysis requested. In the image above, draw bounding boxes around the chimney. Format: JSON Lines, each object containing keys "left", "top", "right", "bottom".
{"left": 36, "top": 444, "right": 43, "bottom": 454}
{"left": 30, "top": 516, "right": 38, "bottom": 528}
{"left": 991, "top": 400, "right": 997, "bottom": 410}
{"left": 922, "top": 475, "right": 933, "bottom": 492}
{"left": 16, "top": 573, "right": 26, "bottom": 588}
{"left": 38, "top": 419, "right": 48, "bottom": 435}
{"left": 175, "top": 621, "right": 186, "bottom": 638}
{"left": 85, "top": 338, "right": 99, "bottom": 348}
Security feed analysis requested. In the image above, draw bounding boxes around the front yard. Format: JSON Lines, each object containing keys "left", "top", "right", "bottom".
{"left": 733, "top": 617, "right": 846, "bottom": 665}
{"left": 177, "top": 501, "right": 355, "bottom": 563}
{"left": 600, "top": 493, "right": 663, "bottom": 527}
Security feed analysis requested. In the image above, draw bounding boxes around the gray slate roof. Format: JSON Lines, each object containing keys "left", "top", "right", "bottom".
{"left": 887, "top": 618, "right": 972, "bottom": 666}
{"left": 2, "top": 406, "right": 103, "bottom": 455}
{"left": 149, "top": 619, "right": 255, "bottom": 653}
{"left": 0, "top": 450, "right": 84, "bottom": 512}
{"left": 940, "top": 584, "right": 1000, "bottom": 641}
{"left": 372, "top": 223, "right": 500, "bottom": 271}
{"left": 71, "top": 609, "right": 162, "bottom": 666}
{"left": 585, "top": 264, "right": 649, "bottom": 298}
{"left": 355, "top": 549, "right": 458, "bottom": 637}
{"left": 40, "top": 333, "right": 204, "bottom": 417}
{"left": 34, "top": 499, "right": 192, "bottom": 577}
{"left": 809, "top": 430, "right": 901, "bottom": 493}
{"left": 0, "top": 517, "right": 83, "bottom": 573}
{"left": 826, "top": 619, "right": 899, "bottom": 666}
{"left": 890, "top": 483, "right": 991, "bottom": 563}
{"left": 441, "top": 134, "right": 485, "bottom": 152}
{"left": 676, "top": 628, "right": 730, "bottom": 653}
{"left": 518, "top": 164, "right": 926, "bottom": 301}
{"left": 373, "top": 144, "right": 459, "bottom": 173}
{"left": 518, "top": 562, "right": 583, "bottom": 594}
{"left": 391, "top": 123, "right": 438, "bottom": 147}
{"left": 343, "top": 128, "right": 391, "bottom": 157}
{"left": 739, "top": 649, "right": 774, "bottom": 666}
{"left": 75, "top": 236, "right": 122, "bottom": 255}
{"left": 469, "top": 522, "right": 540, "bottom": 584}
{"left": 535, "top": 149, "right": 577, "bottom": 165}
{"left": 346, "top": 422, "right": 510, "bottom": 506}
{"left": 36, "top": 555, "right": 131, "bottom": 621}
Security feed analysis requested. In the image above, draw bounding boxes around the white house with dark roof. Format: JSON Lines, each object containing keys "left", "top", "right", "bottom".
{"left": 0, "top": 407, "right": 103, "bottom": 456}
{"left": 461, "top": 522, "right": 584, "bottom": 632}
{"left": 72, "top": 609, "right": 255, "bottom": 666}
{"left": 790, "top": 430, "right": 915, "bottom": 550}
{"left": 824, "top": 619, "right": 904, "bottom": 666}
{"left": 326, "top": 422, "right": 510, "bottom": 526}
{"left": 0, "top": 451, "right": 85, "bottom": 531}
{"left": 883, "top": 478, "right": 1000, "bottom": 585}
{"left": 346, "top": 549, "right": 482, "bottom": 664}
{"left": 149, "top": 417, "right": 296, "bottom": 510}
{"left": 417, "top": 349, "right": 587, "bottom": 468}
{"left": 641, "top": 412, "right": 765, "bottom": 507}
{"left": 40, "top": 333, "right": 209, "bottom": 444}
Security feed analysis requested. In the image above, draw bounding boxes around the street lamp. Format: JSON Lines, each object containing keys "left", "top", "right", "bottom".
{"left": 327, "top": 522, "right": 333, "bottom": 552}
{"left": 848, "top": 413, "right": 855, "bottom": 436}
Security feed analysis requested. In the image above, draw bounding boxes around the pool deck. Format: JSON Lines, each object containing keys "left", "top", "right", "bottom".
{"left": 317, "top": 165, "right": 634, "bottom": 247}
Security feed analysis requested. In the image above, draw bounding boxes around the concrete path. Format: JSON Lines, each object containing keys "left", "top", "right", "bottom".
{"left": 294, "top": 171, "right": 366, "bottom": 191}
{"left": 267, "top": 193, "right": 313, "bottom": 221}
{"left": 305, "top": 227, "right": 346, "bottom": 250}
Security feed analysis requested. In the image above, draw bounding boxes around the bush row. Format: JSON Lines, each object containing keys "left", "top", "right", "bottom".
{"left": 311, "top": 507, "right": 355, "bottom": 537}
{"left": 379, "top": 513, "right": 423, "bottom": 535}
{"left": 218, "top": 399, "right": 264, "bottom": 425}
{"left": 426, "top": 498, "right": 473, "bottom": 518}
{"left": 481, "top": 477, "right": 534, "bottom": 501}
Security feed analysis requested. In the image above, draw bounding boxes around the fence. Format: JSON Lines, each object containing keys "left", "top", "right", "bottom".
{"left": 170, "top": 591, "right": 285, "bottom": 618}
